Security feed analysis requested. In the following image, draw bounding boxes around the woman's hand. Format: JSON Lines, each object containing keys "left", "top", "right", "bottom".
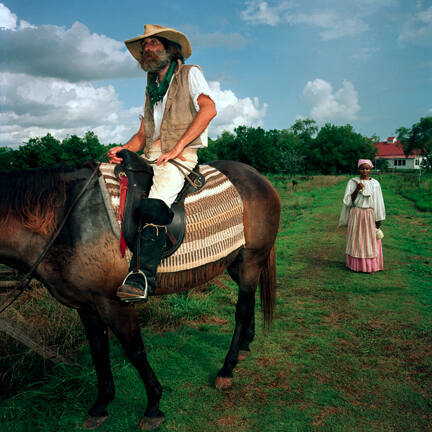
{"left": 375, "top": 221, "right": 381, "bottom": 229}
{"left": 356, "top": 182, "right": 364, "bottom": 191}
{"left": 107, "top": 146, "right": 126, "bottom": 164}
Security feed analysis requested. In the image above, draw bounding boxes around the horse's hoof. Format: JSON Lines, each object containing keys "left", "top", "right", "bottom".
{"left": 82, "top": 415, "right": 108, "bottom": 429}
{"left": 139, "top": 415, "right": 165, "bottom": 430}
{"left": 215, "top": 376, "right": 233, "bottom": 390}
{"left": 238, "top": 350, "right": 251, "bottom": 361}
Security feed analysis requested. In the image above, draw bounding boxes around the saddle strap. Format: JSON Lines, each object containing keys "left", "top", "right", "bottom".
{"left": 168, "top": 159, "right": 203, "bottom": 189}
{"left": 147, "top": 158, "right": 204, "bottom": 190}
{"left": 118, "top": 174, "right": 129, "bottom": 257}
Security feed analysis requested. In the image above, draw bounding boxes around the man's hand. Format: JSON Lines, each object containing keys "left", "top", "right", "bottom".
{"left": 156, "top": 145, "right": 187, "bottom": 166}
{"left": 107, "top": 146, "right": 125, "bottom": 164}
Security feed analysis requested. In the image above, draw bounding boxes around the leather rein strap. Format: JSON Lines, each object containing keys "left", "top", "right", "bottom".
{"left": 166, "top": 159, "right": 204, "bottom": 189}
{"left": 124, "top": 158, "right": 203, "bottom": 190}
{"left": 0, "top": 163, "right": 101, "bottom": 314}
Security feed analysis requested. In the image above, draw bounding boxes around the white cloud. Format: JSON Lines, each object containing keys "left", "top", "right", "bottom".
{"left": 289, "top": 11, "right": 369, "bottom": 40}
{"left": 0, "top": 72, "right": 267, "bottom": 146}
{"left": 208, "top": 81, "right": 267, "bottom": 136}
{"left": 399, "top": 5, "right": 432, "bottom": 46}
{"left": 240, "top": 1, "right": 396, "bottom": 40}
{"left": 0, "top": 4, "right": 139, "bottom": 81}
{"left": 0, "top": 2, "right": 16, "bottom": 29}
{"left": 0, "top": 72, "right": 140, "bottom": 147}
{"left": 241, "top": 1, "right": 293, "bottom": 26}
{"left": 301, "top": 78, "right": 360, "bottom": 124}
{"left": 0, "top": 3, "right": 267, "bottom": 146}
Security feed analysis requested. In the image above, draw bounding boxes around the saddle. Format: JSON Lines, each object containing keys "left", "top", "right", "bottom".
{"left": 114, "top": 149, "right": 205, "bottom": 259}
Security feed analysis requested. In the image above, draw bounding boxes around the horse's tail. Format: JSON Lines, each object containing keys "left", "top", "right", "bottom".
{"left": 259, "top": 243, "right": 277, "bottom": 328}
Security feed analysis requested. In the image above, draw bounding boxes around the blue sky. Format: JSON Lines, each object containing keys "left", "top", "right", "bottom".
{"left": 1, "top": 0, "right": 431, "bottom": 148}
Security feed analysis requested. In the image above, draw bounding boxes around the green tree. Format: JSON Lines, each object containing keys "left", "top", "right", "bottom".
{"left": 306, "top": 124, "right": 375, "bottom": 174}
{"left": 197, "top": 137, "right": 220, "bottom": 163}
{"left": 290, "top": 118, "right": 318, "bottom": 143}
{"left": 0, "top": 147, "right": 16, "bottom": 171}
{"left": 397, "top": 116, "right": 432, "bottom": 170}
{"left": 1, "top": 132, "right": 111, "bottom": 171}
{"left": 207, "top": 127, "right": 279, "bottom": 172}
{"left": 61, "top": 131, "right": 109, "bottom": 167}
{"left": 11, "top": 134, "right": 63, "bottom": 169}
{"left": 274, "top": 129, "right": 304, "bottom": 176}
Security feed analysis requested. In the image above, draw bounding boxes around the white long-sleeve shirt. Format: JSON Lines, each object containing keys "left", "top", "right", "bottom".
{"left": 339, "top": 177, "right": 386, "bottom": 226}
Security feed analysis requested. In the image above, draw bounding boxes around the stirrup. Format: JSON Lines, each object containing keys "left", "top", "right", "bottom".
{"left": 118, "top": 270, "right": 148, "bottom": 303}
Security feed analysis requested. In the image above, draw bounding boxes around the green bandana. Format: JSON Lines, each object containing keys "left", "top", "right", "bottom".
{"left": 148, "top": 61, "right": 177, "bottom": 108}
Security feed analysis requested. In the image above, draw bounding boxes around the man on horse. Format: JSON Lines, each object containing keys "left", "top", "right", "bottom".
{"left": 108, "top": 24, "right": 217, "bottom": 302}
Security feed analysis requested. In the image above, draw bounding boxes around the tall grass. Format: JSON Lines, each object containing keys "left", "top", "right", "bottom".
{"left": 0, "top": 282, "right": 216, "bottom": 398}
{"left": 376, "top": 171, "right": 432, "bottom": 212}
{"left": 0, "top": 282, "right": 84, "bottom": 398}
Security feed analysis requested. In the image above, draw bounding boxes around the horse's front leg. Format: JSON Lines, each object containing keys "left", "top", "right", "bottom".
{"left": 96, "top": 300, "right": 165, "bottom": 431}
{"left": 78, "top": 309, "right": 115, "bottom": 429}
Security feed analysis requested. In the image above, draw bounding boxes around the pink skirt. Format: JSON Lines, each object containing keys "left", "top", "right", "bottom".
{"left": 346, "top": 208, "right": 383, "bottom": 273}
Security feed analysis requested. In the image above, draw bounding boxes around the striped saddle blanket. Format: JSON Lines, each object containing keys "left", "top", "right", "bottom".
{"left": 98, "top": 163, "right": 245, "bottom": 273}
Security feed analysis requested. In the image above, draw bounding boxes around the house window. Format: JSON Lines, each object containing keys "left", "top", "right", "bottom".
{"left": 415, "top": 159, "right": 419, "bottom": 166}
{"left": 394, "top": 159, "right": 406, "bottom": 166}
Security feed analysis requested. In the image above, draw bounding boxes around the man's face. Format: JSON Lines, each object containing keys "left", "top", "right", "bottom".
{"left": 139, "top": 37, "right": 171, "bottom": 72}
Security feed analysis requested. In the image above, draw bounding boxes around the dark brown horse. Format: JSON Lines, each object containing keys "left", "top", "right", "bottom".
{"left": 0, "top": 159, "right": 280, "bottom": 430}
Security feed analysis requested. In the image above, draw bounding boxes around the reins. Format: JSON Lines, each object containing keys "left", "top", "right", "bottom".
{"left": 0, "top": 163, "right": 101, "bottom": 314}
{"left": 165, "top": 159, "right": 204, "bottom": 189}
{"left": 123, "top": 158, "right": 203, "bottom": 189}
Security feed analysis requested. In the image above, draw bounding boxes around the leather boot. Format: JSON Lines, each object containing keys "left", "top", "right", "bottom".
{"left": 117, "top": 199, "right": 173, "bottom": 303}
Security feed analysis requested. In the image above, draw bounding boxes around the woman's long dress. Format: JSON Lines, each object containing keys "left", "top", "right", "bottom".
{"left": 338, "top": 178, "right": 386, "bottom": 273}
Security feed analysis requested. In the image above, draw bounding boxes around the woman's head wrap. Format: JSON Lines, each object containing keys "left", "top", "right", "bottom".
{"left": 357, "top": 159, "right": 374, "bottom": 168}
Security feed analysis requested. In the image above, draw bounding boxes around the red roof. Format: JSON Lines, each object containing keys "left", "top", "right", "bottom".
{"left": 375, "top": 140, "right": 421, "bottom": 159}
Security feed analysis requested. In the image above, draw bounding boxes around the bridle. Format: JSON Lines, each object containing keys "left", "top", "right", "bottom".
{"left": 0, "top": 163, "right": 101, "bottom": 314}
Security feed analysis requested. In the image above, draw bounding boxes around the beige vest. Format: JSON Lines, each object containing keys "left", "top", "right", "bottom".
{"left": 143, "top": 60, "right": 203, "bottom": 156}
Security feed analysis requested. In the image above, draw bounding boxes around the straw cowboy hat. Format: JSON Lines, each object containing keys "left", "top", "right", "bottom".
{"left": 125, "top": 24, "right": 192, "bottom": 62}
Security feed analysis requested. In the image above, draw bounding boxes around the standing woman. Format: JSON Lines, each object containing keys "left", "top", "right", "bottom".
{"left": 339, "top": 159, "right": 386, "bottom": 273}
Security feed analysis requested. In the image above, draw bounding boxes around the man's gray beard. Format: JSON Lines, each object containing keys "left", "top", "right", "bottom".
{"left": 139, "top": 49, "right": 172, "bottom": 73}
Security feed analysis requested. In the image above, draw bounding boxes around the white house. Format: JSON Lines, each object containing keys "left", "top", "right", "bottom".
{"left": 375, "top": 137, "right": 424, "bottom": 170}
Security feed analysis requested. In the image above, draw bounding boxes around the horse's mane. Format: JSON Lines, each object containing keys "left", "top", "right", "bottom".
{"left": 0, "top": 167, "right": 67, "bottom": 235}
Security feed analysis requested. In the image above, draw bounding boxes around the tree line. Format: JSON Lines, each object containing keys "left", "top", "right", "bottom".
{"left": 1, "top": 117, "right": 430, "bottom": 174}
{"left": 0, "top": 131, "right": 111, "bottom": 171}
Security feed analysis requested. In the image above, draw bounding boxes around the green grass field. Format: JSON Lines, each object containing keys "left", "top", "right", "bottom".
{"left": 1, "top": 174, "right": 431, "bottom": 431}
